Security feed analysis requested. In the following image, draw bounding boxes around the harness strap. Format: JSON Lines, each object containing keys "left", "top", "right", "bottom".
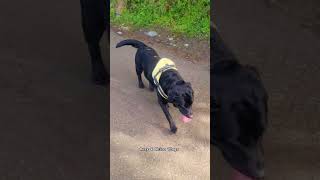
{"left": 152, "top": 59, "right": 177, "bottom": 99}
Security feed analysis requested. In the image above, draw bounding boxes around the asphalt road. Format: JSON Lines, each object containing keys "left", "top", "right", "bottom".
{"left": 213, "top": 0, "right": 320, "bottom": 179}
{"left": 110, "top": 31, "right": 210, "bottom": 179}
{"left": 0, "top": 1, "right": 108, "bottom": 179}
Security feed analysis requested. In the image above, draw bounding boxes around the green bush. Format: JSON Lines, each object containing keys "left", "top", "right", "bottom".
{"left": 111, "top": 0, "right": 210, "bottom": 40}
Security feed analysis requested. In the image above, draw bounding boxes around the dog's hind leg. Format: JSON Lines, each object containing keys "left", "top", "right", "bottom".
{"left": 158, "top": 98, "right": 177, "bottom": 133}
{"left": 135, "top": 63, "right": 144, "bottom": 89}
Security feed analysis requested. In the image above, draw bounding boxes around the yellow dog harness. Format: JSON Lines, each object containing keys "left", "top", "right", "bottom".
{"left": 152, "top": 58, "right": 178, "bottom": 99}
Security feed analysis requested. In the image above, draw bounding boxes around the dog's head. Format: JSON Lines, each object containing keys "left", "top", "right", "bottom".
{"left": 167, "top": 81, "right": 194, "bottom": 119}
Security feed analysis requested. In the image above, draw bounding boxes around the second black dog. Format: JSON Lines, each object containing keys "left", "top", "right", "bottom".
{"left": 211, "top": 27, "right": 268, "bottom": 179}
{"left": 116, "top": 39, "right": 194, "bottom": 133}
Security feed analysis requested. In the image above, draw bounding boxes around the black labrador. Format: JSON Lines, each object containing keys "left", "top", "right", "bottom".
{"left": 211, "top": 28, "right": 268, "bottom": 179}
{"left": 116, "top": 39, "right": 194, "bottom": 133}
{"left": 80, "top": 0, "right": 109, "bottom": 85}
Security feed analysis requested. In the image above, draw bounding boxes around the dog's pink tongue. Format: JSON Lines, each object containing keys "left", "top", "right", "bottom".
{"left": 181, "top": 115, "right": 192, "bottom": 123}
{"left": 232, "top": 169, "right": 254, "bottom": 180}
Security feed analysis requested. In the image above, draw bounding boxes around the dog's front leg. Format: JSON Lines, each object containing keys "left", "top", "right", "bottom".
{"left": 158, "top": 98, "right": 177, "bottom": 133}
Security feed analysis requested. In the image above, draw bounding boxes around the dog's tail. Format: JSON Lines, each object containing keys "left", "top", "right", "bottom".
{"left": 116, "top": 39, "right": 147, "bottom": 49}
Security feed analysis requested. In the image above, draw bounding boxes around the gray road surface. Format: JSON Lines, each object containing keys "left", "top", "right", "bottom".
{"left": 110, "top": 31, "right": 210, "bottom": 180}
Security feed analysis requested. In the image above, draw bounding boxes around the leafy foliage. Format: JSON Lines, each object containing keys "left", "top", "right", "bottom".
{"left": 111, "top": 0, "right": 210, "bottom": 39}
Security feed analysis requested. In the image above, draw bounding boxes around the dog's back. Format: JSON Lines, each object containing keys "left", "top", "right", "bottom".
{"left": 116, "top": 39, "right": 160, "bottom": 79}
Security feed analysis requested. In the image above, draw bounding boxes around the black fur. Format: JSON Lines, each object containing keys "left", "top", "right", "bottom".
{"left": 211, "top": 28, "right": 268, "bottom": 179}
{"left": 80, "top": 0, "right": 109, "bottom": 85}
{"left": 116, "top": 39, "right": 194, "bottom": 133}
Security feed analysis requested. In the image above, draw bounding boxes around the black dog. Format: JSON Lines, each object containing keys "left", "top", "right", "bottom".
{"left": 80, "top": 0, "right": 109, "bottom": 85}
{"left": 211, "top": 28, "right": 268, "bottom": 179}
{"left": 116, "top": 39, "right": 194, "bottom": 133}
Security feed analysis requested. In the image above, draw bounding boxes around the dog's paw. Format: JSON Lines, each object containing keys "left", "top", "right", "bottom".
{"left": 170, "top": 126, "right": 177, "bottom": 134}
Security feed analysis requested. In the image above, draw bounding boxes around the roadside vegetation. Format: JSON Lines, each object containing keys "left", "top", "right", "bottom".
{"left": 110, "top": 0, "right": 210, "bottom": 40}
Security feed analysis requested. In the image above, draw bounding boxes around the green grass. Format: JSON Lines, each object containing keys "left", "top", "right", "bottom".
{"left": 111, "top": 0, "right": 210, "bottom": 40}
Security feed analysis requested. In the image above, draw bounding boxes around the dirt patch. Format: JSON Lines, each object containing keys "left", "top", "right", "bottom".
{"left": 111, "top": 26, "right": 210, "bottom": 65}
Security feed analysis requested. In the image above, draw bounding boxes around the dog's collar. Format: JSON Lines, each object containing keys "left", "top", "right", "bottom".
{"left": 152, "top": 58, "right": 177, "bottom": 99}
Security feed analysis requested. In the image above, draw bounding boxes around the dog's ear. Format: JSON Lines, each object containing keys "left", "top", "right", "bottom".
{"left": 176, "top": 80, "right": 185, "bottom": 85}
{"left": 167, "top": 89, "right": 176, "bottom": 103}
{"left": 185, "top": 82, "right": 193, "bottom": 94}
{"left": 245, "top": 65, "right": 261, "bottom": 80}
{"left": 185, "top": 82, "right": 192, "bottom": 87}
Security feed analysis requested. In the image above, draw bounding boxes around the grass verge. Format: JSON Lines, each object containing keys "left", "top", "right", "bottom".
{"left": 110, "top": 0, "right": 210, "bottom": 40}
